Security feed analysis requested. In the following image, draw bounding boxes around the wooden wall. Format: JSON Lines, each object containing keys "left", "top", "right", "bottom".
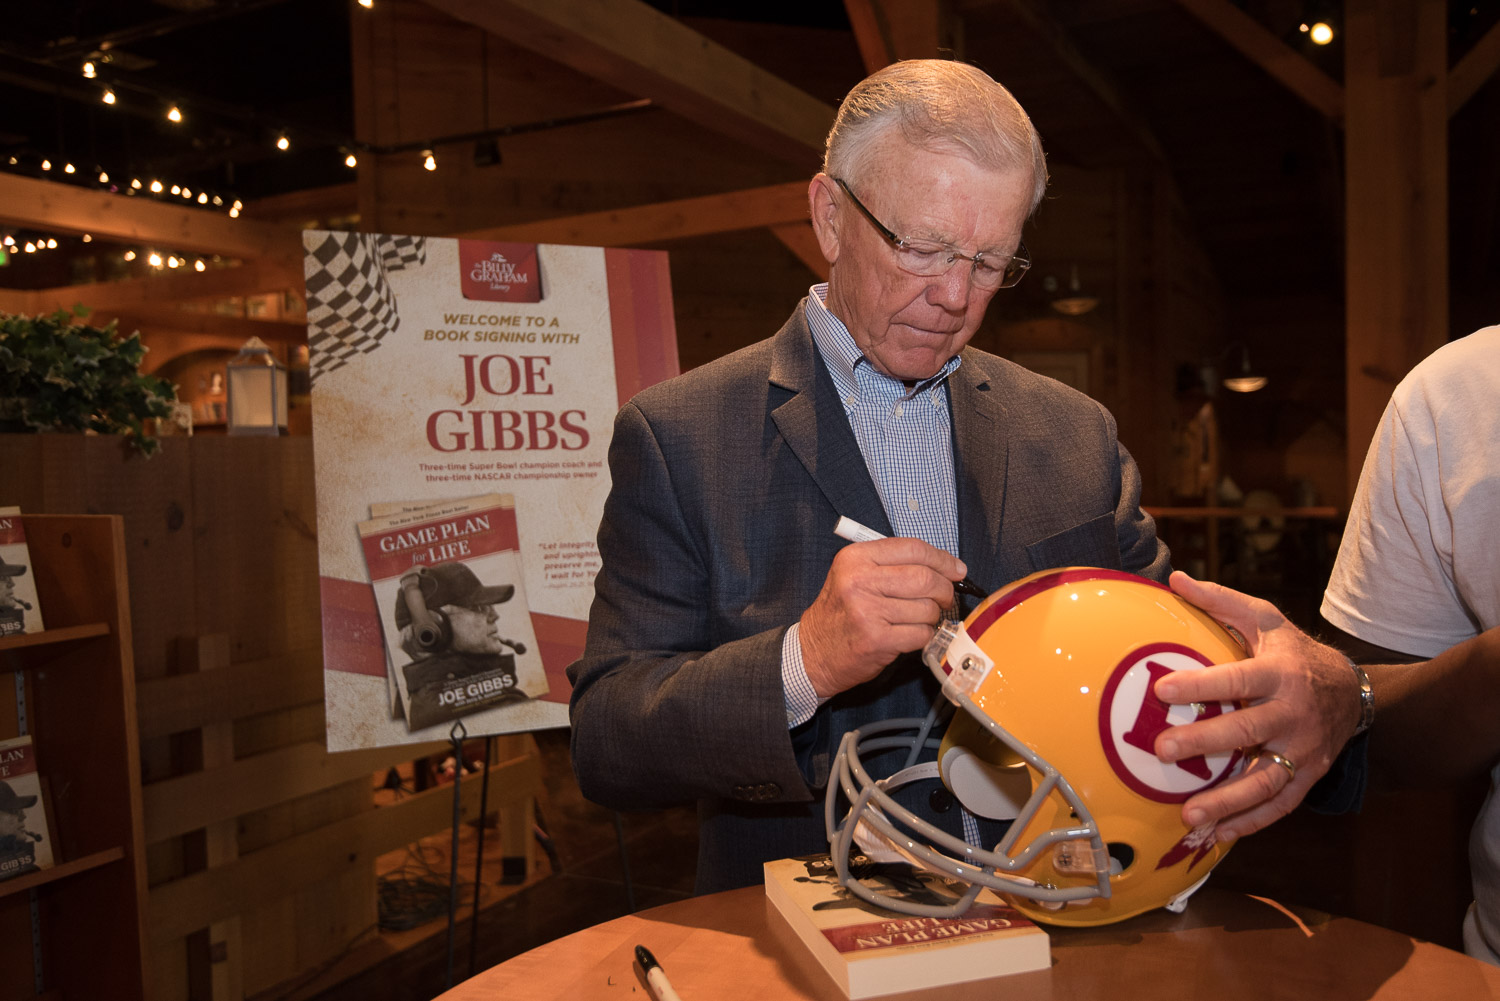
{"left": 0, "top": 435, "right": 540, "bottom": 1000}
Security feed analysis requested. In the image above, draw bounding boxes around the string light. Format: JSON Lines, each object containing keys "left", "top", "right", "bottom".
{"left": 81, "top": 234, "right": 92, "bottom": 243}
{"left": 98, "top": 170, "right": 109, "bottom": 183}
{"left": 358, "top": 0, "right": 373, "bottom": 7}
{"left": 182, "top": 186, "right": 193, "bottom": 199}
{"left": 194, "top": 259, "right": 206, "bottom": 272}
{"left": 46, "top": 238, "right": 57, "bottom": 248}
{"left": 41, "top": 159, "right": 51, "bottom": 171}
{"left": 422, "top": 148, "right": 436, "bottom": 171}
{"left": 123, "top": 250, "right": 136, "bottom": 261}
{"left": 102, "top": 87, "right": 116, "bottom": 105}
{"left": 63, "top": 163, "right": 75, "bottom": 174}
{"left": 166, "top": 104, "right": 183, "bottom": 124}
{"left": 228, "top": 206, "right": 240, "bottom": 218}
{"left": 344, "top": 152, "right": 358, "bottom": 168}
{"left": 82, "top": 61, "right": 96, "bottom": 79}
{"left": 276, "top": 133, "right": 290, "bottom": 151}
{"left": 170, "top": 184, "right": 180, "bottom": 195}
{"left": 168, "top": 255, "right": 181, "bottom": 268}
{"left": 197, "top": 192, "right": 208, "bottom": 204}
{"left": 147, "top": 252, "right": 162, "bottom": 267}
{"left": 1300, "top": 21, "right": 1335, "bottom": 44}
{"left": 150, "top": 179, "right": 163, "bottom": 193}
{"left": 24, "top": 242, "right": 36, "bottom": 253}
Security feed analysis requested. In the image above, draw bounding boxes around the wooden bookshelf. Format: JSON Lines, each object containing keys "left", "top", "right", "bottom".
{"left": 0, "top": 515, "right": 147, "bottom": 1001}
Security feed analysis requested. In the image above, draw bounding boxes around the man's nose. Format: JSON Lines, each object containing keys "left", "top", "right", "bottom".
{"left": 925, "top": 257, "right": 975, "bottom": 309}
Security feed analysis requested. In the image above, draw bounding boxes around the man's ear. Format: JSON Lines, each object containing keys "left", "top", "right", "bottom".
{"left": 808, "top": 173, "right": 842, "bottom": 267}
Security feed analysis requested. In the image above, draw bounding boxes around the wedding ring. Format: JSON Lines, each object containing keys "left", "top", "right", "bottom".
{"left": 1262, "top": 751, "right": 1297, "bottom": 781}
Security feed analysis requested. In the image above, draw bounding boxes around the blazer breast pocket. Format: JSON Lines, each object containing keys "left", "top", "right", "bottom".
{"left": 1024, "top": 513, "right": 1121, "bottom": 571}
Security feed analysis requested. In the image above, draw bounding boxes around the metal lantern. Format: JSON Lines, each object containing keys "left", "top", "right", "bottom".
{"left": 226, "top": 336, "right": 288, "bottom": 435}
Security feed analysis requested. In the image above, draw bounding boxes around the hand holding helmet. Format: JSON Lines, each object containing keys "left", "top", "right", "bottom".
{"left": 1151, "top": 570, "right": 1365, "bottom": 843}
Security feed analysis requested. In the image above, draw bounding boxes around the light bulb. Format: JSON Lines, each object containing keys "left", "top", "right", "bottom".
{"left": 167, "top": 105, "right": 183, "bottom": 123}
{"left": 24, "top": 242, "right": 36, "bottom": 253}
{"left": 182, "top": 187, "right": 192, "bottom": 199}
{"left": 170, "top": 184, "right": 180, "bottom": 195}
{"left": 41, "top": 159, "right": 51, "bottom": 171}
{"left": 131, "top": 178, "right": 142, "bottom": 189}
{"left": 359, "top": 0, "right": 373, "bottom": 7}
{"left": 1309, "top": 22, "right": 1334, "bottom": 44}
{"left": 83, "top": 61, "right": 97, "bottom": 79}
{"left": 148, "top": 252, "right": 162, "bottom": 267}
{"left": 150, "top": 179, "right": 163, "bottom": 193}
{"left": 197, "top": 192, "right": 208, "bottom": 204}
{"left": 422, "top": 149, "right": 436, "bottom": 171}
{"left": 168, "top": 256, "right": 180, "bottom": 268}
{"left": 102, "top": 87, "right": 116, "bottom": 105}
{"left": 276, "top": 134, "right": 290, "bottom": 151}
{"left": 124, "top": 249, "right": 137, "bottom": 261}
{"left": 194, "top": 259, "right": 206, "bottom": 272}
{"left": 212, "top": 195, "right": 223, "bottom": 206}
{"left": 46, "top": 238, "right": 57, "bottom": 248}
{"left": 82, "top": 234, "right": 92, "bottom": 243}
{"left": 228, "top": 206, "right": 240, "bottom": 218}
{"left": 64, "top": 163, "right": 76, "bottom": 174}
{"left": 98, "top": 170, "right": 109, "bottom": 183}
{"left": 345, "top": 152, "right": 358, "bottom": 168}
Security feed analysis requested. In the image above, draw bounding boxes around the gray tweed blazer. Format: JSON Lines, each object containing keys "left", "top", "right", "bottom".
{"left": 566, "top": 301, "right": 1168, "bottom": 892}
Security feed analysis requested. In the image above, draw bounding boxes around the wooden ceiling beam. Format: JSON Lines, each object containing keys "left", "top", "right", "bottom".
{"left": 1170, "top": 0, "right": 1345, "bottom": 122}
{"left": 844, "top": 0, "right": 895, "bottom": 72}
{"left": 32, "top": 261, "right": 304, "bottom": 315}
{"left": 95, "top": 308, "right": 307, "bottom": 345}
{"left": 454, "top": 180, "right": 811, "bottom": 246}
{"left": 0, "top": 174, "right": 303, "bottom": 270}
{"left": 421, "top": 0, "right": 835, "bottom": 166}
{"left": 770, "top": 222, "right": 830, "bottom": 281}
{"left": 1449, "top": 20, "right": 1500, "bottom": 117}
{"left": 1001, "top": 0, "right": 1174, "bottom": 167}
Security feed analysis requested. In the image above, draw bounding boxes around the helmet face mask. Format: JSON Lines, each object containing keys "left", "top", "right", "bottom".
{"left": 825, "top": 568, "right": 1247, "bottom": 927}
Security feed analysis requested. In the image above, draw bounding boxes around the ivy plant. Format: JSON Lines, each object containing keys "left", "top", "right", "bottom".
{"left": 0, "top": 306, "right": 178, "bottom": 456}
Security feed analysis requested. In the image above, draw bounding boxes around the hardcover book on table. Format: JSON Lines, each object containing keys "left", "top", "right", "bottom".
{"left": 764, "top": 853, "right": 1050, "bottom": 998}
{"left": 0, "top": 510, "right": 44, "bottom": 637}
{"left": 0, "top": 735, "right": 54, "bottom": 881}
{"left": 304, "top": 232, "right": 678, "bottom": 750}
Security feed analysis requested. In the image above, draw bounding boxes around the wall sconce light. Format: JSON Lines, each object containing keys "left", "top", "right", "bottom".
{"left": 227, "top": 336, "right": 288, "bottom": 435}
{"left": 1045, "top": 264, "right": 1099, "bottom": 316}
{"left": 1221, "top": 342, "right": 1268, "bottom": 392}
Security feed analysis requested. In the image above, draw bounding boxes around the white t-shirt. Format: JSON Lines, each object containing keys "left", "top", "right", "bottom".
{"left": 1322, "top": 324, "right": 1500, "bottom": 964}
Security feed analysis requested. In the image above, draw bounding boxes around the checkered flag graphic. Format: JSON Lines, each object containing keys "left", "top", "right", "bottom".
{"left": 304, "top": 232, "right": 428, "bottom": 383}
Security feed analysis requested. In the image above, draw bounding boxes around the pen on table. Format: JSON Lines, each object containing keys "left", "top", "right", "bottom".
{"left": 833, "top": 516, "right": 988, "bottom": 600}
{"left": 635, "top": 944, "right": 684, "bottom": 1001}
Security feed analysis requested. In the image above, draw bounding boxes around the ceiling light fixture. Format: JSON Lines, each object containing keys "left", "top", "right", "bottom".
{"left": 1221, "top": 342, "right": 1268, "bottom": 393}
{"left": 1047, "top": 264, "right": 1100, "bottom": 316}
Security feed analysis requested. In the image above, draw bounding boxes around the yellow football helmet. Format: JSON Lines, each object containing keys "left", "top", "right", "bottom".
{"left": 826, "top": 567, "right": 1248, "bottom": 926}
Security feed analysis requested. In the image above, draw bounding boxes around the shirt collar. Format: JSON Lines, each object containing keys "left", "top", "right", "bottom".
{"left": 805, "top": 284, "right": 962, "bottom": 397}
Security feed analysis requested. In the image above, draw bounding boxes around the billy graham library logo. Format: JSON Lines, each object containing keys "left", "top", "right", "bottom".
{"left": 459, "top": 240, "right": 543, "bottom": 303}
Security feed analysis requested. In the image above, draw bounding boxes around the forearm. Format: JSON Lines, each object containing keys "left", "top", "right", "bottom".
{"left": 1366, "top": 627, "right": 1500, "bottom": 787}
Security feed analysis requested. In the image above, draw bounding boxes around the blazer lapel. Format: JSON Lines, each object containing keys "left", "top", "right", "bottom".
{"left": 949, "top": 351, "right": 1011, "bottom": 592}
{"left": 767, "top": 305, "right": 892, "bottom": 535}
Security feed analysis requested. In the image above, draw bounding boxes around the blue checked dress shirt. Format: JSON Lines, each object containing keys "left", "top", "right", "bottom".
{"left": 783, "top": 285, "right": 963, "bottom": 726}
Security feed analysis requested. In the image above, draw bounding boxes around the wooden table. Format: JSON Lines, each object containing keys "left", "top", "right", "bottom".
{"left": 436, "top": 886, "right": 1500, "bottom": 1000}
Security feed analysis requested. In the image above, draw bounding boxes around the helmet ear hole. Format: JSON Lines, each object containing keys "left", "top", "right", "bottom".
{"left": 1106, "top": 842, "right": 1135, "bottom": 875}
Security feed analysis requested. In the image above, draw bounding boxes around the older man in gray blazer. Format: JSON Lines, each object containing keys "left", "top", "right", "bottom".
{"left": 568, "top": 60, "right": 1342, "bottom": 895}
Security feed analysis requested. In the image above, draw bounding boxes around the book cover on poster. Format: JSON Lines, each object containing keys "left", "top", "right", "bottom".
{"left": 306, "top": 232, "right": 678, "bottom": 750}
{"left": 764, "top": 853, "right": 1050, "bottom": 998}
{"left": 358, "top": 493, "right": 547, "bottom": 738}
{"left": 0, "top": 512, "right": 45, "bottom": 637}
{"left": 0, "top": 736, "right": 54, "bottom": 881}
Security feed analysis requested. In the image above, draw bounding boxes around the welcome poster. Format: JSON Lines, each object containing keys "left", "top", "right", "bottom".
{"left": 306, "top": 232, "right": 678, "bottom": 751}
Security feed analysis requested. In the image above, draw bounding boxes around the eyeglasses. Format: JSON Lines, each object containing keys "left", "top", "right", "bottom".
{"left": 834, "top": 177, "right": 1030, "bottom": 290}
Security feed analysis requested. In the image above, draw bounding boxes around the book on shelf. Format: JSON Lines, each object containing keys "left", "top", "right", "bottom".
{"left": 764, "top": 853, "right": 1051, "bottom": 998}
{"left": 357, "top": 493, "right": 546, "bottom": 741}
{"left": 0, "top": 735, "right": 54, "bottom": 881}
{"left": 0, "top": 510, "right": 45, "bottom": 637}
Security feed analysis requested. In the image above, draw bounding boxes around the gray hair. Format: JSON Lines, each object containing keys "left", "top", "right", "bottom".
{"left": 824, "top": 59, "right": 1048, "bottom": 214}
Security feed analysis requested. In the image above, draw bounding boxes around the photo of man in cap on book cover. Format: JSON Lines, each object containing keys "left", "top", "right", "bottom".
{"left": 394, "top": 561, "right": 530, "bottom": 731}
{"left": 0, "top": 780, "right": 42, "bottom": 880}
{"left": 0, "top": 559, "right": 32, "bottom": 638}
